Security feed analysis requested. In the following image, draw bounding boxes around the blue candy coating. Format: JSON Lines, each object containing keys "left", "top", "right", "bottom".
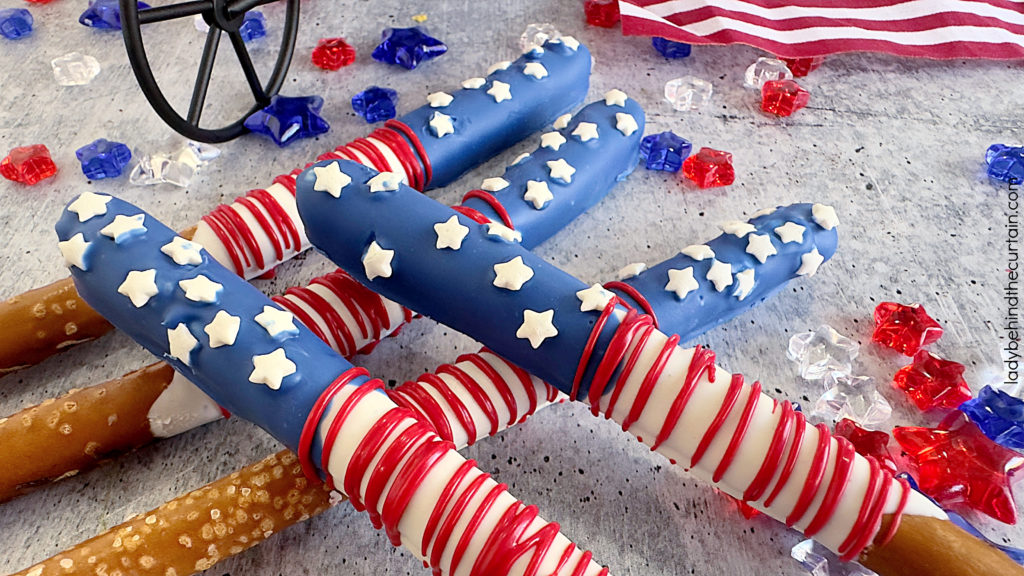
{"left": 639, "top": 131, "right": 691, "bottom": 172}
{"left": 79, "top": 0, "right": 151, "bottom": 30}
{"left": 352, "top": 86, "right": 398, "bottom": 123}
{"left": 0, "top": 8, "right": 33, "bottom": 40}
{"left": 652, "top": 37, "right": 691, "bottom": 59}
{"left": 244, "top": 94, "right": 331, "bottom": 147}
{"left": 960, "top": 386, "right": 1024, "bottom": 451}
{"left": 76, "top": 138, "right": 132, "bottom": 180}
{"left": 239, "top": 11, "right": 267, "bottom": 43}
{"left": 986, "top": 144, "right": 1024, "bottom": 185}
{"left": 371, "top": 27, "right": 447, "bottom": 70}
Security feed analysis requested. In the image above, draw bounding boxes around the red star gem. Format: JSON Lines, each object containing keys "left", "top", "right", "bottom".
{"left": 835, "top": 418, "right": 898, "bottom": 476}
{"left": 872, "top": 301, "right": 943, "bottom": 356}
{"left": 894, "top": 411, "right": 1024, "bottom": 524}
{"left": 892, "top": 350, "right": 973, "bottom": 411}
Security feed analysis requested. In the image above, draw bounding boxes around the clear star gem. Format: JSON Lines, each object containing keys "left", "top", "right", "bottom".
{"left": 774, "top": 221, "right": 806, "bottom": 244}
{"left": 487, "top": 81, "right": 512, "bottom": 103}
{"left": 313, "top": 162, "right": 351, "bottom": 198}
{"left": 426, "top": 91, "right": 454, "bottom": 107}
{"left": 118, "top": 269, "right": 158, "bottom": 308}
{"left": 540, "top": 131, "right": 567, "bottom": 151}
{"left": 493, "top": 256, "right": 535, "bottom": 291}
{"left": 522, "top": 62, "right": 548, "bottom": 79}
{"left": 706, "top": 259, "right": 733, "bottom": 291}
{"left": 363, "top": 240, "right": 395, "bottom": 280}
{"left": 59, "top": 233, "right": 91, "bottom": 270}
{"left": 719, "top": 220, "right": 756, "bottom": 238}
{"left": 733, "top": 268, "right": 755, "bottom": 301}
{"left": 367, "top": 171, "right": 403, "bottom": 192}
{"left": 788, "top": 325, "right": 859, "bottom": 381}
{"left": 524, "top": 180, "right": 553, "bottom": 209}
{"left": 812, "top": 204, "right": 839, "bottom": 230}
{"left": 665, "top": 267, "right": 699, "bottom": 300}
{"left": 161, "top": 236, "right": 204, "bottom": 266}
{"left": 745, "top": 233, "right": 778, "bottom": 263}
{"left": 100, "top": 213, "right": 147, "bottom": 244}
{"left": 204, "top": 310, "right": 240, "bottom": 348}
{"left": 681, "top": 244, "right": 715, "bottom": 261}
{"left": 434, "top": 215, "right": 469, "bottom": 250}
{"left": 797, "top": 248, "right": 825, "bottom": 277}
{"left": 249, "top": 348, "right": 296, "bottom": 390}
{"left": 428, "top": 111, "right": 455, "bottom": 138}
{"left": 167, "top": 323, "right": 199, "bottom": 367}
{"left": 517, "top": 309, "right": 558, "bottom": 348}
{"left": 178, "top": 275, "right": 222, "bottom": 303}
{"left": 604, "top": 89, "right": 628, "bottom": 107}
{"left": 615, "top": 113, "right": 638, "bottom": 136}
{"left": 813, "top": 373, "right": 892, "bottom": 429}
{"left": 572, "top": 122, "right": 599, "bottom": 142}
{"left": 576, "top": 283, "right": 614, "bottom": 312}
{"left": 546, "top": 158, "right": 575, "bottom": 184}
{"left": 67, "top": 192, "right": 112, "bottom": 222}
{"left": 255, "top": 305, "right": 300, "bottom": 339}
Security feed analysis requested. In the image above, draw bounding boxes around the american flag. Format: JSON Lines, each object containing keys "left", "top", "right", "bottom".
{"left": 620, "top": 0, "right": 1024, "bottom": 59}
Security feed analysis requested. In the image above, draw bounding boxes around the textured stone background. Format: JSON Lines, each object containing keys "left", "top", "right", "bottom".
{"left": 1, "top": 1, "right": 1022, "bottom": 575}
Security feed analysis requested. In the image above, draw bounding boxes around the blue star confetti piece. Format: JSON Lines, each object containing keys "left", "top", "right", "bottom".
{"left": 352, "top": 86, "right": 398, "bottom": 124}
{"left": 639, "top": 131, "right": 692, "bottom": 172}
{"left": 960, "top": 385, "right": 1024, "bottom": 451}
{"left": 239, "top": 11, "right": 267, "bottom": 43}
{"left": 76, "top": 138, "right": 132, "bottom": 180}
{"left": 371, "top": 27, "right": 447, "bottom": 70}
{"left": 243, "top": 95, "right": 331, "bottom": 147}
{"left": 80, "top": 0, "right": 151, "bottom": 30}
{"left": 652, "top": 37, "right": 692, "bottom": 59}
{"left": 0, "top": 8, "right": 33, "bottom": 40}
{"left": 987, "top": 144, "right": 1024, "bottom": 185}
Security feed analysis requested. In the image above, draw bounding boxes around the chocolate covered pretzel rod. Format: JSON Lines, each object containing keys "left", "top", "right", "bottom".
{"left": 296, "top": 160, "right": 1024, "bottom": 576}
{"left": 0, "top": 37, "right": 591, "bottom": 376}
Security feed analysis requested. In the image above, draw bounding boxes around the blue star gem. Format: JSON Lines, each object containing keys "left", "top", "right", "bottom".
{"left": 243, "top": 95, "right": 331, "bottom": 147}
{"left": 652, "top": 37, "right": 692, "bottom": 59}
{"left": 239, "top": 11, "right": 267, "bottom": 43}
{"left": 371, "top": 27, "right": 447, "bottom": 70}
{"left": 80, "top": 0, "right": 151, "bottom": 30}
{"left": 352, "top": 86, "right": 398, "bottom": 124}
{"left": 639, "top": 131, "right": 693, "bottom": 172}
{"left": 76, "top": 139, "right": 133, "bottom": 180}
{"left": 960, "top": 385, "right": 1024, "bottom": 451}
{"left": 0, "top": 8, "right": 33, "bottom": 40}
{"left": 986, "top": 144, "right": 1024, "bottom": 185}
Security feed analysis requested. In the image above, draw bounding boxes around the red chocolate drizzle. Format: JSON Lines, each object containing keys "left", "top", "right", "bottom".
{"left": 460, "top": 189, "right": 516, "bottom": 230}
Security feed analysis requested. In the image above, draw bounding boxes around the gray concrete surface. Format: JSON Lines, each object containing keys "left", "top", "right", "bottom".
{"left": 1, "top": 1, "right": 1022, "bottom": 575}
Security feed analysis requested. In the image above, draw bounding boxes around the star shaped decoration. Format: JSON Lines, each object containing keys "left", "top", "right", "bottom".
{"left": 615, "top": 112, "right": 638, "bottom": 136}
{"left": 559, "top": 36, "right": 580, "bottom": 50}
{"left": 485, "top": 223, "right": 522, "bottom": 243}
{"left": 512, "top": 153, "right": 531, "bottom": 165}
{"left": 524, "top": 180, "right": 553, "bottom": 209}
{"left": 617, "top": 262, "right": 647, "bottom": 280}
{"left": 604, "top": 89, "right": 628, "bottom": 107}
{"left": 893, "top": 350, "right": 973, "bottom": 411}
{"left": 706, "top": 259, "right": 733, "bottom": 292}
{"left": 118, "top": 269, "right": 159, "bottom": 308}
{"left": 487, "top": 61, "right": 512, "bottom": 74}
{"left": 59, "top": 233, "right": 92, "bottom": 271}
{"left": 576, "top": 284, "right": 614, "bottom": 312}
{"left": 249, "top": 348, "right": 296, "bottom": 391}
{"left": 835, "top": 418, "right": 898, "bottom": 476}
{"left": 872, "top": 302, "right": 943, "bottom": 356}
{"left": 546, "top": 158, "right": 576, "bottom": 184}
{"left": 243, "top": 95, "right": 330, "bottom": 147}
{"left": 179, "top": 275, "right": 223, "bottom": 304}
{"left": 493, "top": 256, "right": 535, "bottom": 291}
{"left": 540, "top": 131, "right": 567, "bottom": 151}
{"left": 774, "top": 221, "right": 806, "bottom": 244}
{"left": 487, "top": 81, "right": 512, "bottom": 103}
{"left": 167, "top": 323, "right": 199, "bottom": 367}
{"left": 67, "top": 192, "right": 112, "bottom": 222}
{"left": 312, "top": 162, "right": 351, "bottom": 198}
{"left": 681, "top": 244, "right": 715, "bottom": 261}
{"left": 894, "top": 411, "right": 1024, "bottom": 524}
{"left": 572, "top": 122, "right": 599, "bottom": 142}
{"left": 796, "top": 248, "right": 825, "bottom": 277}
{"left": 814, "top": 373, "right": 892, "bottom": 429}
{"left": 426, "top": 91, "right": 454, "bottom": 108}
{"left": 161, "top": 236, "right": 204, "bottom": 266}
{"left": 434, "top": 215, "right": 469, "bottom": 250}
{"left": 481, "top": 177, "right": 509, "bottom": 192}
{"left": 733, "top": 268, "right": 755, "bottom": 300}
{"left": 204, "top": 310, "right": 240, "bottom": 348}
{"left": 255, "top": 305, "right": 300, "bottom": 339}
{"left": 719, "top": 220, "right": 757, "bottom": 238}
{"left": 961, "top": 386, "right": 1024, "bottom": 451}
{"left": 522, "top": 62, "right": 548, "bottom": 79}
{"left": 428, "top": 111, "right": 455, "bottom": 138}
{"left": 371, "top": 27, "right": 448, "bottom": 70}
{"left": 745, "top": 233, "right": 777, "bottom": 264}
{"left": 665, "top": 267, "right": 699, "bottom": 300}
{"left": 516, "top": 309, "right": 558, "bottom": 349}
{"left": 363, "top": 240, "right": 395, "bottom": 280}
{"left": 100, "top": 213, "right": 147, "bottom": 244}
{"left": 552, "top": 114, "right": 571, "bottom": 130}
{"left": 812, "top": 203, "right": 839, "bottom": 230}
{"left": 462, "top": 77, "right": 486, "bottom": 89}
{"left": 367, "top": 171, "right": 404, "bottom": 193}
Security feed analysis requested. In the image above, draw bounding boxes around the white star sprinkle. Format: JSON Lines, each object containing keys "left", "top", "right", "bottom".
{"left": 797, "top": 248, "right": 825, "bottom": 277}
{"left": 58, "top": 233, "right": 91, "bottom": 271}
{"left": 706, "top": 259, "right": 733, "bottom": 292}
{"left": 118, "top": 269, "right": 158, "bottom": 308}
{"left": 576, "top": 284, "right": 614, "bottom": 312}
{"left": 363, "top": 241, "right": 394, "bottom": 280}
{"left": 481, "top": 177, "right": 509, "bottom": 192}
{"left": 572, "top": 122, "right": 599, "bottom": 142}
{"left": 546, "top": 158, "right": 576, "bottom": 184}
{"left": 312, "top": 162, "right": 351, "bottom": 198}
{"left": 167, "top": 323, "right": 198, "bottom": 367}
{"left": 516, "top": 309, "right": 558, "bottom": 349}
{"left": 462, "top": 77, "right": 486, "bottom": 89}
{"left": 486, "top": 222, "right": 522, "bottom": 243}
{"left": 719, "top": 220, "right": 757, "bottom": 238}
{"left": 665, "top": 267, "right": 699, "bottom": 300}
{"left": 774, "top": 222, "right": 806, "bottom": 244}
{"left": 434, "top": 215, "right": 469, "bottom": 250}
{"left": 249, "top": 348, "right": 296, "bottom": 391}
{"left": 426, "top": 91, "right": 454, "bottom": 107}
{"left": 523, "top": 62, "right": 548, "bottom": 79}
{"left": 367, "top": 171, "right": 403, "bottom": 192}
{"left": 428, "top": 111, "right": 455, "bottom": 138}
{"left": 512, "top": 152, "right": 531, "bottom": 165}
{"left": 604, "top": 89, "right": 628, "bottom": 107}
{"left": 255, "top": 305, "right": 299, "bottom": 339}
{"left": 487, "top": 61, "right": 511, "bottom": 74}
{"left": 161, "top": 236, "right": 204, "bottom": 266}
{"left": 540, "top": 131, "right": 567, "bottom": 151}
{"left": 524, "top": 180, "right": 553, "bottom": 209}
{"left": 100, "top": 214, "right": 147, "bottom": 244}
{"left": 752, "top": 207, "right": 775, "bottom": 218}
{"left": 67, "top": 192, "right": 112, "bottom": 222}
{"left": 559, "top": 36, "right": 580, "bottom": 51}
{"left": 204, "top": 310, "right": 240, "bottom": 348}
{"left": 681, "top": 244, "right": 715, "bottom": 261}
{"left": 487, "top": 81, "right": 512, "bottom": 103}
{"left": 552, "top": 114, "right": 571, "bottom": 130}
{"left": 745, "top": 233, "right": 778, "bottom": 264}
{"left": 616, "top": 262, "right": 647, "bottom": 280}
{"left": 493, "top": 256, "right": 535, "bottom": 291}
{"left": 179, "top": 275, "right": 222, "bottom": 303}
{"left": 733, "top": 269, "right": 755, "bottom": 301}
{"left": 812, "top": 204, "right": 839, "bottom": 230}
{"left": 615, "top": 113, "right": 638, "bottom": 136}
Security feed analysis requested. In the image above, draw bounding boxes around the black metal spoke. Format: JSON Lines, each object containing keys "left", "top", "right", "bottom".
{"left": 226, "top": 0, "right": 280, "bottom": 16}
{"left": 138, "top": 0, "right": 213, "bottom": 25}
{"left": 228, "top": 30, "right": 266, "bottom": 102}
{"left": 187, "top": 27, "right": 222, "bottom": 124}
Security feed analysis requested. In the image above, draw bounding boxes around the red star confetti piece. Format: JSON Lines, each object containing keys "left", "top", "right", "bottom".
{"left": 892, "top": 350, "right": 973, "bottom": 412}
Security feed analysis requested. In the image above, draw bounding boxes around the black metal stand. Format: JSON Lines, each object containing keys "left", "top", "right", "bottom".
{"left": 119, "top": 0, "right": 300, "bottom": 143}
